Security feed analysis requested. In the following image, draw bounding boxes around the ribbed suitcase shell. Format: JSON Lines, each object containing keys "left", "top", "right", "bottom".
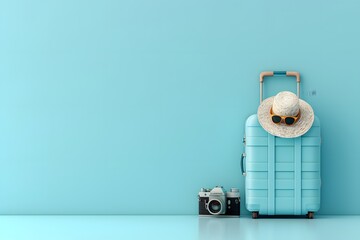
{"left": 244, "top": 114, "right": 321, "bottom": 216}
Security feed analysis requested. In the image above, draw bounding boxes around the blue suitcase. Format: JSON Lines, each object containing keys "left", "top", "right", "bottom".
{"left": 241, "top": 71, "right": 321, "bottom": 219}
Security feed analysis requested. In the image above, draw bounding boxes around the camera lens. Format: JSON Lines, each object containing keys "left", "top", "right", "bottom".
{"left": 208, "top": 200, "right": 222, "bottom": 214}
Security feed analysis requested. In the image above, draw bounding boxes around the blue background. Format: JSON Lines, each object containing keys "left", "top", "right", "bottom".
{"left": 0, "top": 0, "right": 359, "bottom": 214}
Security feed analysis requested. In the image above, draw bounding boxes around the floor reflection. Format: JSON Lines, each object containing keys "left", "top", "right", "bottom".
{"left": 198, "top": 216, "right": 241, "bottom": 240}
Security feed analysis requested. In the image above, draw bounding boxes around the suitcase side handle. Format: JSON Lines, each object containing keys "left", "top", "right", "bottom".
{"left": 241, "top": 153, "right": 246, "bottom": 176}
{"left": 259, "top": 71, "right": 300, "bottom": 103}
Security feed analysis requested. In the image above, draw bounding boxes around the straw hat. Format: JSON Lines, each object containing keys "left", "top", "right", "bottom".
{"left": 257, "top": 91, "right": 314, "bottom": 138}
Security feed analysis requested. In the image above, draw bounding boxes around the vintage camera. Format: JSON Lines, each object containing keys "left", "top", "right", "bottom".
{"left": 198, "top": 186, "right": 240, "bottom": 216}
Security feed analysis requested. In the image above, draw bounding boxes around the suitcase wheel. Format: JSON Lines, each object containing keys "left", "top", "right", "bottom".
{"left": 307, "top": 212, "right": 314, "bottom": 219}
{"left": 252, "top": 212, "right": 259, "bottom": 219}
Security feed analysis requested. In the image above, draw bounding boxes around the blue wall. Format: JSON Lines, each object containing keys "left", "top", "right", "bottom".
{"left": 0, "top": 0, "right": 359, "bottom": 214}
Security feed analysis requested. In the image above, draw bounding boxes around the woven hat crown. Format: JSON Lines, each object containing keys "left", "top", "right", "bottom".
{"left": 272, "top": 91, "right": 300, "bottom": 116}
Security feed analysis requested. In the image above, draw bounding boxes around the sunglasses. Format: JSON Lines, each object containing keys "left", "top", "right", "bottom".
{"left": 270, "top": 107, "right": 301, "bottom": 125}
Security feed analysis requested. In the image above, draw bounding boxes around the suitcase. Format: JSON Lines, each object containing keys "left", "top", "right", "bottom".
{"left": 241, "top": 71, "right": 321, "bottom": 219}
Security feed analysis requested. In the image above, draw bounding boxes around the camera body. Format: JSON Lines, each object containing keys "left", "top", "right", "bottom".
{"left": 198, "top": 186, "right": 240, "bottom": 216}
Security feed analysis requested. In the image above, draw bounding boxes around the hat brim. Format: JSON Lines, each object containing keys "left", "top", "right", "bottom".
{"left": 257, "top": 97, "right": 315, "bottom": 138}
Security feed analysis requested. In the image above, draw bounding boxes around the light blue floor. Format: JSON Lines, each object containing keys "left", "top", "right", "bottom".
{"left": 0, "top": 215, "right": 359, "bottom": 240}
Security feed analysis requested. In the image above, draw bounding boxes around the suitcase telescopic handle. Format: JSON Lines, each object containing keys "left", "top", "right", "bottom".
{"left": 259, "top": 71, "right": 300, "bottom": 103}
{"left": 241, "top": 153, "right": 246, "bottom": 176}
